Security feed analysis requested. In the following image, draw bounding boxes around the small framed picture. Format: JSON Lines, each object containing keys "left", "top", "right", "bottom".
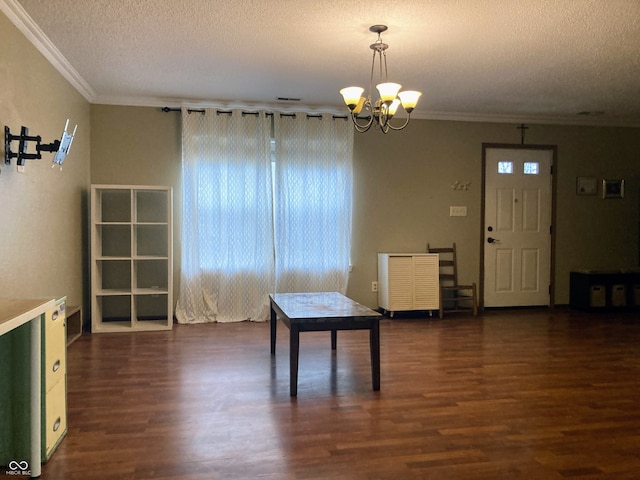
{"left": 603, "top": 179, "right": 624, "bottom": 199}
{"left": 576, "top": 177, "right": 597, "bottom": 195}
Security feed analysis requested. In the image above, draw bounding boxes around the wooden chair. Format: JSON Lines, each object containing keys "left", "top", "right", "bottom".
{"left": 427, "top": 242, "right": 478, "bottom": 318}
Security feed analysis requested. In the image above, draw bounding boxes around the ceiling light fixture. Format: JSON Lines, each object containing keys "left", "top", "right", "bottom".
{"left": 340, "top": 25, "right": 422, "bottom": 134}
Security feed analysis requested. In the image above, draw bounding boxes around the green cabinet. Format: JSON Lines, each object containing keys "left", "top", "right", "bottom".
{"left": 0, "top": 297, "right": 67, "bottom": 466}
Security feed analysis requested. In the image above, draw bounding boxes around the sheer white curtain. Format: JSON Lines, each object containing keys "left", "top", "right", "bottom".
{"left": 176, "top": 108, "right": 274, "bottom": 323}
{"left": 274, "top": 113, "right": 353, "bottom": 293}
{"left": 176, "top": 109, "right": 353, "bottom": 324}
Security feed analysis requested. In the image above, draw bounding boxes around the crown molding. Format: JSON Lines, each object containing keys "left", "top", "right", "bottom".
{"left": 1, "top": 0, "right": 95, "bottom": 102}
{"left": 95, "top": 94, "right": 640, "bottom": 128}
{"left": 413, "top": 110, "right": 640, "bottom": 129}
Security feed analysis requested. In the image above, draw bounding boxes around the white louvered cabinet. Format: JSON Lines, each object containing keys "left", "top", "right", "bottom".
{"left": 377, "top": 253, "right": 439, "bottom": 316}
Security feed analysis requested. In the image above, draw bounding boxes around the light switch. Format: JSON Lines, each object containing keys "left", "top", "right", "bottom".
{"left": 450, "top": 206, "right": 467, "bottom": 216}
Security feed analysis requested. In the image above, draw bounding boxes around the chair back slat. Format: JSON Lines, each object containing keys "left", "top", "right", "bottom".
{"left": 426, "top": 242, "right": 477, "bottom": 318}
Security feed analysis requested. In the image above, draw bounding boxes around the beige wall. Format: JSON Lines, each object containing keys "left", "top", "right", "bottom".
{"left": 90, "top": 105, "right": 182, "bottom": 302}
{"left": 90, "top": 105, "right": 640, "bottom": 310}
{"left": 350, "top": 121, "right": 640, "bottom": 307}
{"left": 4, "top": 7, "right": 639, "bottom": 316}
{"left": 0, "top": 12, "right": 90, "bottom": 309}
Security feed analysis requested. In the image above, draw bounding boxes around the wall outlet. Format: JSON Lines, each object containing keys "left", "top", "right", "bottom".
{"left": 449, "top": 205, "right": 467, "bottom": 216}
{"left": 371, "top": 281, "right": 378, "bottom": 292}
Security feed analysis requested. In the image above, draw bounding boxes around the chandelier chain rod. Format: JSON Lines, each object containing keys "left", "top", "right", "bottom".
{"left": 382, "top": 50, "right": 388, "bottom": 84}
{"left": 369, "top": 50, "right": 377, "bottom": 101}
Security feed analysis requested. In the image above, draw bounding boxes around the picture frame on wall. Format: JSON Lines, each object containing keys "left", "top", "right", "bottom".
{"left": 602, "top": 179, "right": 624, "bottom": 199}
{"left": 576, "top": 176, "right": 597, "bottom": 195}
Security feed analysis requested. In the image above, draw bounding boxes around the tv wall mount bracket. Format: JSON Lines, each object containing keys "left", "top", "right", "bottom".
{"left": 4, "top": 120, "right": 77, "bottom": 169}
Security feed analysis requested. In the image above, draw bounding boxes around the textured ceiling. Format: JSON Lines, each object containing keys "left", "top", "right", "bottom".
{"left": 6, "top": 0, "right": 640, "bottom": 125}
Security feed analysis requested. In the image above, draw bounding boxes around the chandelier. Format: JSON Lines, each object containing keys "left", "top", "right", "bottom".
{"left": 340, "top": 25, "right": 422, "bottom": 134}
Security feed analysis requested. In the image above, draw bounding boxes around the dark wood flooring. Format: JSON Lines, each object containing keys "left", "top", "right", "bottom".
{"left": 42, "top": 308, "right": 640, "bottom": 479}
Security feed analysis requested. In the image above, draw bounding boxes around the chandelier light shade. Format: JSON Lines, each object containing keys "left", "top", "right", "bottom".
{"left": 340, "top": 25, "right": 422, "bottom": 133}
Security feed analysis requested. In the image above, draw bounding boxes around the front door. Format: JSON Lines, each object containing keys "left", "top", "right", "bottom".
{"left": 483, "top": 145, "right": 554, "bottom": 307}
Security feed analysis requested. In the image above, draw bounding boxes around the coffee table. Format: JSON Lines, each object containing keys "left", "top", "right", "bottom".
{"left": 269, "top": 292, "right": 382, "bottom": 396}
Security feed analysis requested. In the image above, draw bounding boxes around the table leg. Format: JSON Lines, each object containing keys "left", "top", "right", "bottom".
{"left": 331, "top": 329, "right": 337, "bottom": 350}
{"left": 370, "top": 320, "right": 380, "bottom": 391}
{"left": 270, "top": 302, "right": 276, "bottom": 355}
{"left": 30, "top": 316, "right": 42, "bottom": 478}
{"left": 290, "top": 325, "right": 300, "bottom": 397}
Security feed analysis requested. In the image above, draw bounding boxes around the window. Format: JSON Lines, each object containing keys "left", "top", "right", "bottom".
{"left": 193, "top": 160, "right": 274, "bottom": 272}
{"left": 178, "top": 108, "right": 353, "bottom": 323}
{"left": 524, "top": 162, "right": 539, "bottom": 175}
{"left": 498, "top": 161, "right": 513, "bottom": 174}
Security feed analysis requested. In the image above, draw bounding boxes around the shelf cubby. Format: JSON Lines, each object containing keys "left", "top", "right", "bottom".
{"left": 96, "top": 259, "right": 131, "bottom": 292}
{"left": 134, "top": 294, "right": 169, "bottom": 324}
{"left": 98, "top": 189, "right": 131, "bottom": 222}
{"left": 136, "top": 190, "right": 169, "bottom": 223}
{"left": 98, "top": 224, "right": 132, "bottom": 258}
{"left": 134, "top": 224, "right": 168, "bottom": 257}
{"left": 96, "top": 295, "right": 132, "bottom": 328}
{"left": 134, "top": 259, "right": 168, "bottom": 291}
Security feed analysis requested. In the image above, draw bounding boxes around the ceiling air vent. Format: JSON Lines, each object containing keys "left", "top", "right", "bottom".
{"left": 577, "top": 111, "right": 604, "bottom": 116}
{"left": 276, "top": 97, "right": 301, "bottom": 102}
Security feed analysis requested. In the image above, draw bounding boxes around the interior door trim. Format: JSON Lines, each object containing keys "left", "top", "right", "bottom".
{"left": 480, "top": 142, "right": 558, "bottom": 310}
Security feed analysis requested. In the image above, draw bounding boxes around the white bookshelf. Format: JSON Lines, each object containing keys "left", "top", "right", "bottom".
{"left": 91, "top": 185, "right": 173, "bottom": 332}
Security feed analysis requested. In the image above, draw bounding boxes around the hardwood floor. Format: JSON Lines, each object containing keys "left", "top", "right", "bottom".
{"left": 42, "top": 308, "right": 640, "bottom": 479}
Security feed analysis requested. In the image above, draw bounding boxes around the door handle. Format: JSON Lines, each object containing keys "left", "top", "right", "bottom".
{"left": 487, "top": 237, "right": 500, "bottom": 244}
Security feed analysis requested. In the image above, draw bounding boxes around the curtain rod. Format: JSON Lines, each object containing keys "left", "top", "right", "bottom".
{"left": 160, "top": 107, "right": 347, "bottom": 120}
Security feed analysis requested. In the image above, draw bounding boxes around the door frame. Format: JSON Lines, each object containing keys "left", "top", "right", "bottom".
{"left": 480, "top": 143, "right": 558, "bottom": 310}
